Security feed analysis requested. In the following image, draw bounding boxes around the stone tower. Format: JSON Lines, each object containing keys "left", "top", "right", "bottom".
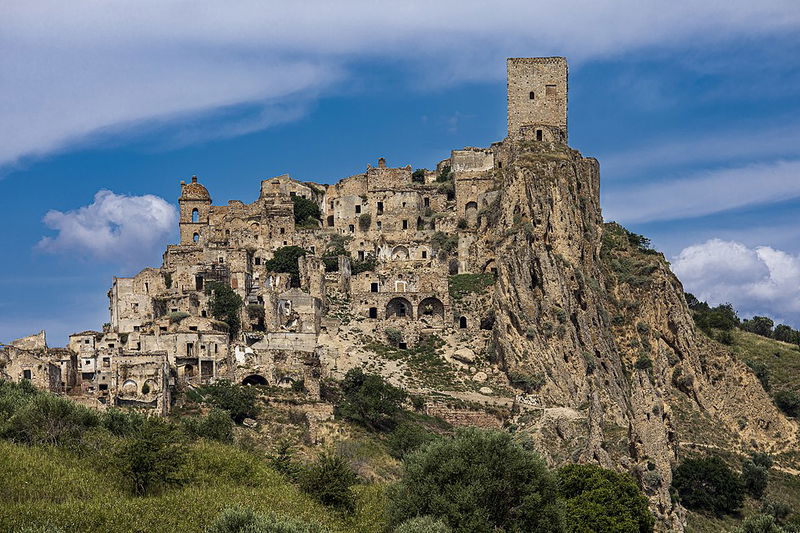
{"left": 178, "top": 176, "right": 211, "bottom": 246}
{"left": 507, "top": 57, "right": 568, "bottom": 142}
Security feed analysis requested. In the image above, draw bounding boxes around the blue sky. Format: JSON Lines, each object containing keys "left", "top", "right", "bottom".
{"left": 2, "top": 1, "right": 800, "bottom": 345}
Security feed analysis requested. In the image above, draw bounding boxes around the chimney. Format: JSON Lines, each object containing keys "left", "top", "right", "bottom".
{"left": 378, "top": 157, "right": 386, "bottom": 169}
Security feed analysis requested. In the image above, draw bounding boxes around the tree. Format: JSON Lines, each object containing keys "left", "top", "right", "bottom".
{"left": 412, "top": 168, "right": 427, "bottom": 184}
{"left": 3, "top": 392, "right": 99, "bottom": 445}
{"left": 117, "top": 419, "right": 186, "bottom": 496}
{"left": 205, "top": 281, "right": 244, "bottom": 338}
{"left": 201, "top": 379, "right": 259, "bottom": 423}
{"left": 774, "top": 389, "right": 800, "bottom": 418}
{"left": 388, "top": 428, "right": 563, "bottom": 532}
{"left": 557, "top": 463, "right": 654, "bottom": 533}
{"left": 395, "top": 516, "right": 452, "bottom": 533}
{"left": 299, "top": 452, "right": 358, "bottom": 511}
{"left": 265, "top": 246, "right": 307, "bottom": 287}
{"left": 337, "top": 368, "right": 406, "bottom": 431}
{"left": 672, "top": 456, "right": 744, "bottom": 515}
{"left": 774, "top": 325, "right": 800, "bottom": 345}
{"left": 181, "top": 408, "right": 234, "bottom": 443}
{"left": 743, "top": 316, "right": 775, "bottom": 338}
{"left": 291, "top": 195, "right": 321, "bottom": 225}
{"left": 742, "top": 458, "right": 770, "bottom": 499}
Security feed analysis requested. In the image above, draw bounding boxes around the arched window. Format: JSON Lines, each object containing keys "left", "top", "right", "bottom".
{"left": 459, "top": 316, "right": 468, "bottom": 329}
{"left": 192, "top": 208, "right": 199, "bottom": 223}
{"left": 193, "top": 233, "right": 199, "bottom": 243}
{"left": 529, "top": 91, "right": 535, "bottom": 100}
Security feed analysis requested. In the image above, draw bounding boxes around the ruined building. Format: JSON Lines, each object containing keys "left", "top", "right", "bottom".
{"left": 3, "top": 56, "right": 795, "bottom": 531}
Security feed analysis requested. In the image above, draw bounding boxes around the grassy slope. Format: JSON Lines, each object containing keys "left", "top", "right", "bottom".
{"left": 0, "top": 439, "right": 386, "bottom": 533}
{"left": 684, "top": 329, "right": 800, "bottom": 532}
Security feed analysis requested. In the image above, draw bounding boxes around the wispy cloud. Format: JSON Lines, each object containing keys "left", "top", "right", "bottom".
{"left": 2, "top": 1, "right": 799, "bottom": 168}
{"left": 672, "top": 239, "right": 800, "bottom": 327}
{"left": 602, "top": 159, "right": 800, "bottom": 223}
{"left": 37, "top": 190, "right": 177, "bottom": 268}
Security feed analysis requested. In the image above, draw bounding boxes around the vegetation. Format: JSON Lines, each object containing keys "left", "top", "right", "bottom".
{"left": 299, "top": 452, "right": 358, "bottom": 511}
{"left": 205, "top": 281, "right": 244, "bottom": 338}
{"left": 265, "top": 246, "right": 307, "bottom": 287}
{"left": 195, "top": 380, "right": 259, "bottom": 424}
{"left": 557, "top": 463, "right": 654, "bottom": 533}
{"left": 117, "top": 418, "right": 187, "bottom": 496}
{"left": 351, "top": 253, "right": 377, "bottom": 275}
{"left": 447, "top": 273, "right": 495, "bottom": 301}
{"left": 168, "top": 311, "right": 190, "bottom": 323}
{"left": 672, "top": 456, "right": 745, "bottom": 515}
{"left": 775, "top": 390, "right": 800, "bottom": 418}
{"left": 430, "top": 232, "right": 458, "bottom": 256}
{"left": 435, "top": 165, "right": 451, "bottom": 183}
{"left": 395, "top": 516, "right": 451, "bottom": 533}
{"left": 292, "top": 196, "right": 321, "bottom": 227}
{"left": 181, "top": 408, "right": 235, "bottom": 443}
{"left": 207, "top": 506, "right": 328, "bottom": 533}
{"left": 388, "top": 428, "right": 563, "bottom": 532}
{"left": 742, "top": 453, "right": 772, "bottom": 500}
{"left": 412, "top": 168, "right": 426, "bottom": 184}
{"left": 336, "top": 368, "right": 407, "bottom": 431}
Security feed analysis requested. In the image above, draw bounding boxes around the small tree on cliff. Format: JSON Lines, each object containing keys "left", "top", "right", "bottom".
{"left": 204, "top": 281, "right": 243, "bottom": 338}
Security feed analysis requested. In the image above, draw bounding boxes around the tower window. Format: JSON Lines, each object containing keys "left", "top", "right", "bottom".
{"left": 192, "top": 208, "right": 199, "bottom": 223}
{"left": 402, "top": 220, "right": 408, "bottom": 230}
{"left": 529, "top": 91, "right": 535, "bottom": 100}
{"left": 536, "top": 130, "right": 543, "bottom": 141}
{"left": 546, "top": 84, "right": 556, "bottom": 97}
{"left": 355, "top": 205, "right": 361, "bottom": 214}
{"left": 193, "top": 233, "right": 199, "bottom": 243}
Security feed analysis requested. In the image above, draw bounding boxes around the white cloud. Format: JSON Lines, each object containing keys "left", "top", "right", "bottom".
{"left": 672, "top": 239, "right": 800, "bottom": 327}
{"left": 37, "top": 190, "right": 177, "bottom": 267}
{"left": 1, "top": 1, "right": 799, "bottom": 167}
{"left": 602, "top": 159, "right": 800, "bottom": 223}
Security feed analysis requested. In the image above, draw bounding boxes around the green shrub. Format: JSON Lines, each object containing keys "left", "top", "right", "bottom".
{"left": 351, "top": 253, "right": 377, "bottom": 275}
{"left": 117, "top": 418, "right": 186, "bottom": 496}
{"left": 395, "top": 516, "right": 452, "bottom": 533}
{"left": 634, "top": 356, "right": 653, "bottom": 370}
{"left": 102, "top": 408, "right": 147, "bottom": 437}
{"left": 168, "top": 311, "right": 190, "bottom": 323}
{"left": 299, "top": 452, "right": 357, "bottom": 511}
{"left": 456, "top": 218, "right": 467, "bottom": 230}
{"left": 435, "top": 165, "right": 451, "bottom": 183}
{"left": 3, "top": 393, "right": 100, "bottom": 446}
{"left": 742, "top": 458, "right": 770, "bottom": 499}
{"left": 733, "top": 514, "right": 785, "bottom": 533}
{"left": 385, "top": 328, "right": 403, "bottom": 346}
{"left": 291, "top": 196, "right": 321, "bottom": 226}
{"left": 557, "top": 463, "right": 654, "bottom": 533}
{"left": 717, "top": 330, "right": 735, "bottom": 345}
{"left": 205, "top": 282, "right": 244, "bottom": 338}
{"left": 206, "top": 505, "right": 328, "bottom": 533}
{"left": 742, "top": 316, "right": 775, "bottom": 338}
{"left": 336, "top": 368, "right": 406, "bottom": 431}
{"left": 447, "top": 273, "right": 495, "bottom": 300}
{"left": 431, "top": 232, "right": 458, "bottom": 255}
{"left": 412, "top": 169, "right": 427, "bottom": 184}
{"left": 761, "top": 499, "right": 792, "bottom": 523}
{"left": 774, "top": 389, "right": 800, "bottom": 417}
{"left": 199, "top": 380, "right": 259, "bottom": 424}
{"left": 264, "top": 246, "right": 307, "bottom": 287}
{"left": 672, "top": 456, "right": 744, "bottom": 515}
{"left": 507, "top": 370, "right": 546, "bottom": 392}
{"left": 182, "top": 409, "right": 235, "bottom": 443}
{"left": 269, "top": 440, "right": 300, "bottom": 480}
{"left": 386, "top": 420, "right": 437, "bottom": 459}
{"left": 388, "top": 428, "right": 562, "bottom": 532}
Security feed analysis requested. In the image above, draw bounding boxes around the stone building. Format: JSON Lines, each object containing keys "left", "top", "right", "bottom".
{"left": 3, "top": 57, "right": 571, "bottom": 413}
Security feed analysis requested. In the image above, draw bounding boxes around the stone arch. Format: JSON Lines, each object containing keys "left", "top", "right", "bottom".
{"left": 391, "top": 246, "right": 409, "bottom": 260}
{"left": 121, "top": 379, "right": 137, "bottom": 395}
{"left": 184, "top": 364, "right": 195, "bottom": 377}
{"left": 142, "top": 379, "right": 158, "bottom": 394}
{"left": 192, "top": 208, "right": 199, "bottom": 223}
{"left": 483, "top": 259, "right": 497, "bottom": 274}
{"left": 277, "top": 376, "right": 295, "bottom": 388}
{"left": 242, "top": 374, "right": 268, "bottom": 386}
{"left": 386, "top": 297, "right": 412, "bottom": 319}
{"left": 465, "top": 201, "right": 478, "bottom": 226}
{"left": 418, "top": 297, "right": 445, "bottom": 321}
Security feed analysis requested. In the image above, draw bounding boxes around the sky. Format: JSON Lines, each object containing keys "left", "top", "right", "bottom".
{"left": 1, "top": 1, "right": 799, "bottom": 346}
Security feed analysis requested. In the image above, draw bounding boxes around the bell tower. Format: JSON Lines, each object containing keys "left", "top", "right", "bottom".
{"left": 178, "top": 176, "right": 211, "bottom": 246}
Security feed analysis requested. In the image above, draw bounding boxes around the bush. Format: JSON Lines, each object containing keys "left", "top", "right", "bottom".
{"left": 102, "top": 408, "right": 147, "bottom": 437}
{"left": 761, "top": 499, "right": 792, "bottom": 523}
{"left": 269, "top": 440, "right": 300, "bottom": 480}
{"left": 117, "top": 418, "right": 186, "bottom": 496}
{"left": 385, "top": 328, "right": 403, "bottom": 346}
{"left": 717, "top": 330, "right": 735, "bottom": 345}
{"left": 291, "top": 195, "right": 321, "bottom": 226}
{"left": 775, "top": 389, "right": 800, "bottom": 417}
{"left": 337, "top": 368, "right": 406, "bottom": 431}
{"left": 742, "top": 316, "right": 775, "bottom": 338}
{"left": 299, "top": 452, "right": 357, "bottom": 511}
{"left": 3, "top": 392, "right": 100, "bottom": 446}
{"left": 733, "top": 514, "right": 785, "bottom": 533}
{"left": 435, "top": 165, "right": 451, "bottom": 183}
{"left": 168, "top": 311, "right": 190, "bottom": 323}
{"left": 412, "top": 169, "right": 426, "bottom": 184}
{"left": 507, "top": 370, "right": 546, "bottom": 392}
{"left": 205, "top": 282, "right": 244, "bottom": 338}
{"left": 456, "top": 218, "right": 467, "bottom": 230}
{"left": 635, "top": 356, "right": 653, "bottom": 370}
{"left": 265, "top": 246, "right": 307, "bottom": 287}
{"left": 182, "top": 408, "right": 235, "bottom": 443}
{"left": 672, "top": 456, "right": 744, "bottom": 515}
{"left": 388, "top": 428, "right": 563, "bottom": 532}
{"left": 386, "top": 420, "right": 438, "bottom": 459}
{"left": 200, "top": 380, "right": 259, "bottom": 423}
{"left": 743, "top": 458, "right": 770, "bottom": 499}
{"left": 557, "top": 463, "right": 654, "bottom": 533}
{"left": 395, "top": 516, "right": 452, "bottom": 533}
{"left": 431, "top": 232, "right": 458, "bottom": 255}
{"left": 206, "top": 506, "right": 328, "bottom": 533}
{"left": 351, "top": 253, "right": 377, "bottom": 275}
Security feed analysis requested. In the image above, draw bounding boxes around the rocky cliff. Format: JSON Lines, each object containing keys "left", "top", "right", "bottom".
{"left": 484, "top": 139, "right": 797, "bottom": 530}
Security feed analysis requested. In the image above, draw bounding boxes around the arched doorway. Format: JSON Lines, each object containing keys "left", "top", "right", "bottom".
{"left": 242, "top": 374, "right": 268, "bottom": 386}
{"left": 418, "top": 297, "right": 445, "bottom": 321}
{"left": 391, "top": 246, "right": 409, "bottom": 260}
{"left": 465, "top": 201, "right": 478, "bottom": 227}
{"left": 386, "top": 297, "right": 413, "bottom": 319}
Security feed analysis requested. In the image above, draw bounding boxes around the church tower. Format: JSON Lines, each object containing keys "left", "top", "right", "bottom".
{"left": 507, "top": 57, "right": 568, "bottom": 142}
{"left": 178, "top": 176, "right": 211, "bottom": 246}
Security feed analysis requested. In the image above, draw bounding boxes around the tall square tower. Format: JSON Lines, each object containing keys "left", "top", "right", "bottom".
{"left": 507, "top": 57, "right": 568, "bottom": 141}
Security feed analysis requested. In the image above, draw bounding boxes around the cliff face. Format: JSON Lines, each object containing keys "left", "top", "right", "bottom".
{"left": 485, "top": 140, "right": 797, "bottom": 530}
